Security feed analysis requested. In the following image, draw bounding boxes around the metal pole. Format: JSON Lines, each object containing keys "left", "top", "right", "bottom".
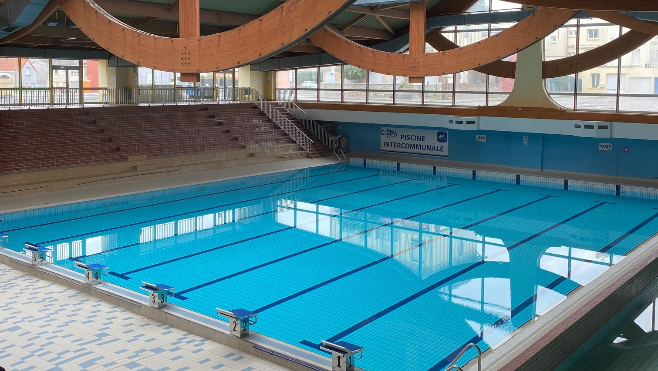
{"left": 79, "top": 60, "right": 84, "bottom": 106}
{"left": 49, "top": 58, "right": 53, "bottom": 106}
{"left": 615, "top": 25, "right": 622, "bottom": 113}
{"left": 316, "top": 66, "right": 320, "bottom": 102}
{"left": 574, "top": 19, "right": 580, "bottom": 110}
{"left": 340, "top": 64, "right": 344, "bottom": 103}
{"left": 393, "top": 74, "right": 396, "bottom": 105}
{"left": 151, "top": 69, "right": 155, "bottom": 104}
{"left": 365, "top": 66, "right": 370, "bottom": 104}
{"left": 18, "top": 57, "right": 22, "bottom": 107}
{"left": 232, "top": 69, "right": 236, "bottom": 101}
{"left": 212, "top": 71, "right": 216, "bottom": 101}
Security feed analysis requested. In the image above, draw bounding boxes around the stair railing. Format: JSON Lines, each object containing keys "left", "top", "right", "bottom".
{"left": 446, "top": 344, "right": 482, "bottom": 371}
{"left": 249, "top": 88, "right": 314, "bottom": 156}
{"left": 276, "top": 89, "right": 333, "bottom": 149}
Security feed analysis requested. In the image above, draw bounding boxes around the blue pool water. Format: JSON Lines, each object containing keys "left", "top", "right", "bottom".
{"left": 2, "top": 164, "right": 658, "bottom": 371}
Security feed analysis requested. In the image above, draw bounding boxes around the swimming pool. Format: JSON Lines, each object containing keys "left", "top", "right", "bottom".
{"left": 2, "top": 164, "right": 658, "bottom": 371}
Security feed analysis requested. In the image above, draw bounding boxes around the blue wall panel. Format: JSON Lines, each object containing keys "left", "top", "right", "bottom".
{"left": 509, "top": 133, "right": 543, "bottom": 170}
{"left": 333, "top": 121, "right": 655, "bottom": 179}
{"left": 542, "top": 135, "right": 618, "bottom": 176}
{"left": 616, "top": 139, "right": 658, "bottom": 179}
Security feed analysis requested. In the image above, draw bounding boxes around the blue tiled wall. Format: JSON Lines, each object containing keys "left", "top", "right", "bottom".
{"left": 333, "top": 122, "right": 658, "bottom": 179}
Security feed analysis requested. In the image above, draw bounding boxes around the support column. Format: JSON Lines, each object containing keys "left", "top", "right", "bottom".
{"left": 179, "top": 0, "right": 200, "bottom": 82}
{"left": 498, "top": 40, "right": 561, "bottom": 109}
{"left": 408, "top": 0, "right": 426, "bottom": 84}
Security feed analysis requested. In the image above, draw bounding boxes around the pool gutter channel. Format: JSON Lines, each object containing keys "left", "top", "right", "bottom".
{"left": 471, "top": 231, "right": 658, "bottom": 371}
{"left": 0, "top": 247, "right": 354, "bottom": 371}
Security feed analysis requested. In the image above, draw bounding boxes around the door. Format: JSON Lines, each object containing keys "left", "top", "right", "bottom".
{"left": 629, "top": 77, "right": 652, "bottom": 94}
{"left": 605, "top": 74, "right": 628, "bottom": 94}
{"left": 51, "top": 65, "right": 80, "bottom": 105}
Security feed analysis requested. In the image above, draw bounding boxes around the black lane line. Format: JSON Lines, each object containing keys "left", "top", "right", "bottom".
{"left": 173, "top": 187, "right": 498, "bottom": 299}
{"left": 251, "top": 195, "right": 554, "bottom": 312}
{"left": 113, "top": 179, "right": 448, "bottom": 279}
{"left": 73, "top": 178, "right": 417, "bottom": 265}
{"left": 3, "top": 168, "right": 347, "bottom": 233}
{"left": 298, "top": 202, "right": 607, "bottom": 349}
{"left": 428, "top": 209, "right": 658, "bottom": 371}
{"left": 38, "top": 173, "right": 379, "bottom": 245}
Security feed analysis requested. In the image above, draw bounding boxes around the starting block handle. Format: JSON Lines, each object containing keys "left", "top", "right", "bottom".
{"left": 216, "top": 308, "right": 258, "bottom": 323}
{"left": 141, "top": 282, "right": 175, "bottom": 295}
{"left": 320, "top": 341, "right": 364, "bottom": 358}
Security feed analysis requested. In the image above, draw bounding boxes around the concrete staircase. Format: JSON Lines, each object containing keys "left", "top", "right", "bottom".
{"left": 271, "top": 103, "right": 333, "bottom": 159}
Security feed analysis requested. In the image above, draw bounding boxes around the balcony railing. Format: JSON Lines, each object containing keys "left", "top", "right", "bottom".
{"left": 0, "top": 87, "right": 254, "bottom": 108}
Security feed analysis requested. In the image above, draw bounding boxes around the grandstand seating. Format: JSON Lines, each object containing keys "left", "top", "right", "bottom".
{"left": 0, "top": 103, "right": 332, "bottom": 197}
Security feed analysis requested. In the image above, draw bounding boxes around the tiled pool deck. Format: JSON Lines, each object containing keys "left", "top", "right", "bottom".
{"left": 0, "top": 263, "right": 292, "bottom": 371}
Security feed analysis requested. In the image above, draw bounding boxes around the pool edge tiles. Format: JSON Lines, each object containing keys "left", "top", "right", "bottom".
{"left": 0, "top": 247, "right": 340, "bottom": 371}
{"left": 476, "top": 231, "right": 658, "bottom": 371}
{"left": 350, "top": 157, "right": 658, "bottom": 200}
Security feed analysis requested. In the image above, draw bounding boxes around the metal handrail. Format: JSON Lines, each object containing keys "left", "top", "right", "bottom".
{"left": 250, "top": 88, "right": 314, "bottom": 156}
{"left": 0, "top": 87, "right": 258, "bottom": 108}
{"left": 276, "top": 89, "right": 333, "bottom": 149}
{"left": 338, "top": 148, "right": 347, "bottom": 162}
{"left": 445, "top": 366, "right": 464, "bottom": 371}
{"left": 448, "top": 343, "right": 482, "bottom": 371}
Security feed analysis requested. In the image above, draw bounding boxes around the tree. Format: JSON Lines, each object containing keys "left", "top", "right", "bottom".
{"left": 343, "top": 65, "right": 366, "bottom": 82}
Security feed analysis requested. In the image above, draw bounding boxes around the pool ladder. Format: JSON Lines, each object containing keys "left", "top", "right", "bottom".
{"left": 445, "top": 343, "right": 482, "bottom": 371}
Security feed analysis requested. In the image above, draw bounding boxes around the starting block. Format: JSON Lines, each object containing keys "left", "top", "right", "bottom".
{"left": 75, "top": 262, "right": 109, "bottom": 285}
{"left": 139, "top": 282, "right": 175, "bottom": 309}
{"left": 320, "top": 340, "right": 363, "bottom": 371}
{"left": 216, "top": 308, "right": 258, "bottom": 338}
{"left": 23, "top": 242, "right": 52, "bottom": 265}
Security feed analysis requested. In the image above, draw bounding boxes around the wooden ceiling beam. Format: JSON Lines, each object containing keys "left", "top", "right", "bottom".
{"left": 378, "top": 3, "right": 408, "bottom": 11}
{"left": 590, "top": 10, "right": 658, "bottom": 34}
{"left": 398, "top": 0, "right": 477, "bottom": 36}
{"left": 374, "top": 14, "right": 395, "bottom": 34}
{"left": 93, "top": 0, "right": 257, "bottom": 26}
{"left": 131, "top": 16, "right": 159, "bottom": 27}
{"left": 58, "top": 0, "right": 354, "bottom": 72}
{"left": 15, "top": 35, "right": 99, "bottom": 47}
{"left": 425, "top": 28, "right": 653, "bottom": 78}
{"left": 349, "top": 6, "right": 410, "bottom": 20}
{"left": 179, "top": 0, "right": 200, "bottom": 82}
{"left": 408, "top": 0, "right": 426, "bottom": 82}
{"left": 166, "top": 0, "right": 179, "bottom": 13}
{"left": 0, "top": 0, "right": 59, "bottom": 44}
{"left": 310, "top": 8, "right": 576, "bottom": 77}
{"left": 29, "top": 25, "right": 87, "bottom": 38}
{"left": 341, "top": 26, "right": 394, "bottom": 40}
{"left": 340, "top": 13, "right": 367, "bottom": 31}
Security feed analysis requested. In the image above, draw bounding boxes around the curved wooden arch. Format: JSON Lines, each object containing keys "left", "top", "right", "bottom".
{"left": 496, "top": 0, "right": 658, "bottom": 11}
{"left": 590, "top": 11, "right": 658, "bottom": 35}
{"left": 0, "top": 0, "right": 60, "bottom": 44}
{"left": 58, "top": 0, "right": 353, "bottom": 72}
{"left": 426, "top": 29, "right": 653, "bottom": 79}
{"left": 309, "top": 8, "right": 576, "bottom": 77}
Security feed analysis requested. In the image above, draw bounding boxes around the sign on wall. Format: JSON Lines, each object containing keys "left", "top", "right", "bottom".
{"left": 599, "top": 143, "right": 613, "bottom": 152}
{"left": 380, "top": 127, "right": 448, "bottom": 157}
